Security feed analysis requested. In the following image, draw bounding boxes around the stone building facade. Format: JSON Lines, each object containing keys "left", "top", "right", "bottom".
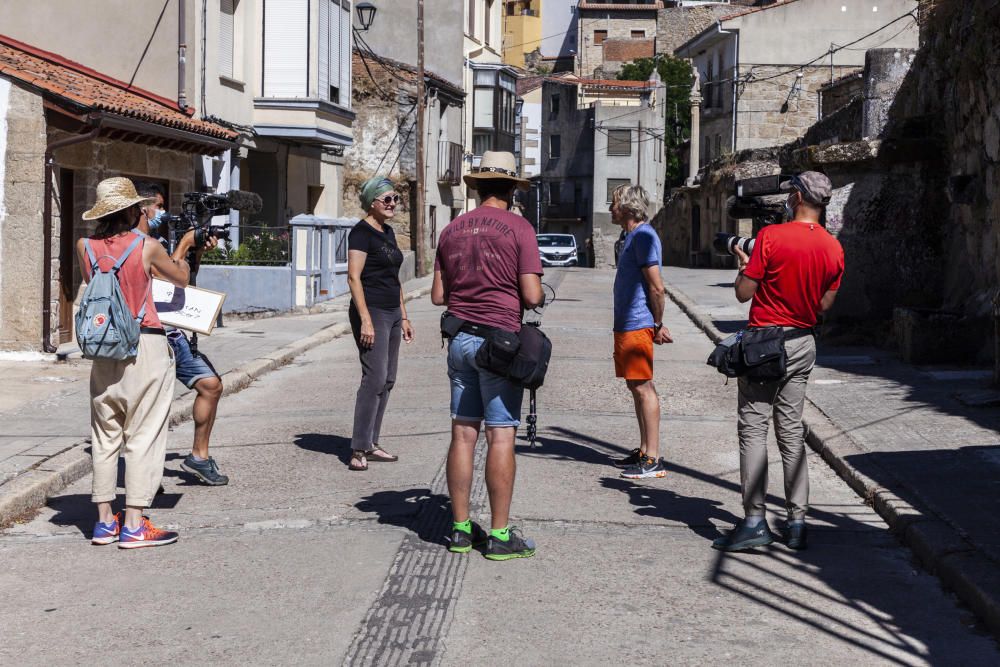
{"left": 0, "top": 35, "right": 237, "bottom": 351}
{"left": 661, "top": 0, "right": 1000, "bottom": 373}
{"left": 577, "top": 2, "right": 663, "bottom": 78}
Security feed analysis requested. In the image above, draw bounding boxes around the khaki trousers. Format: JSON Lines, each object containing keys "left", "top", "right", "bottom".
{"left": 90, "top": 333, "right": 175, "bottom": 507}
{"left": 737, "top": 332, "right": 816, "bottom": 521}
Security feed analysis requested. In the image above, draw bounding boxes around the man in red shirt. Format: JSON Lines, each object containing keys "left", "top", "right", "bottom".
{"left": 713, "top": 171, "right": 845, "bottom": 553}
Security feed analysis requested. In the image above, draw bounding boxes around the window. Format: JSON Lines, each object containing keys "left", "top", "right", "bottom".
{"left": 483, "top": 0, "right": 493, "bottom": 46}
{"left": 549, "top": 182, "right": 561, "bottom": 204}
{"left": 263, "top": 0, "right": 308, "bottom": 98}
{"left": 219, "top": 0, "right": 236, "bottom": 78}
{"left": 468, "top": 0, "right": 475, "bottom": 36}
{"left": 593, "top": 30, "right": 607, "bottom": 45}
{"left": 607, "top": 178, "right": 629, "bottom": 202}
{"left": 631, "top": 30, "right": 645, "bottom": 39}
{"left": 549, "top": 134, "right": 561, "bottom": 158}
{"left": 318, "top": 0, "right": 347, "bottom": 104}
{"left": 705, "top": 58, "right": 714, "bottom": 109}
{"left": 472, "top": 66, "right": 516, "bottom": 156}
{"left": 607, "top": 129, "right": 631, "bottom": 156}
{"left": 550, "top": 94, "right": 560, "bottom": 118}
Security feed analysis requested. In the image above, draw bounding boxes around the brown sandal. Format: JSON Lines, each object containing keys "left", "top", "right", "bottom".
{"left": 349, "top": 450, "right": 368, "bottom": 471}
{"left": 365, "top": 446, "right": 398, "bottom": 463}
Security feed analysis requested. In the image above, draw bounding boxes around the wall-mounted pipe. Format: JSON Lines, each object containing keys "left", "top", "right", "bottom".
{"left": 42, "top": 122, "right": 102, "bottom": 352}
{"left": 178, "top": 0, "right": 188, "bottom": 110}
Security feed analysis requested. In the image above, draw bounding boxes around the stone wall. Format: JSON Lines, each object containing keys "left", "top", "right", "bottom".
{"left": 0, "top": 80, "right": 46, "bottom": 350}
{"left": 820, "top": 73, "right": 864, "bottom": 119}
{"left": 736, "top": 65, "right": 861, "bottom": 150}
{"left": 657, "top": 5, "right": 737, "bottom": 57}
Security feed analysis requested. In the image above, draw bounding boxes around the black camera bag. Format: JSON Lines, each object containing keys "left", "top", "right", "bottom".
{"left": 507, "top": 324, "right": 552, "bottom": 390}
{"left": 707, "top": 331, "right": 745, "bottom": 378}
{"left": 475, "top": 328, "right": 521, "bottom": 377}
{"left": 741, "top": 326, "right": 787, "bottom": 382}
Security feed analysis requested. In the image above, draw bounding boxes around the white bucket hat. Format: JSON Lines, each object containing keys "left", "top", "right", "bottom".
{"left": 463, "top": 151, "right": 530, "bottom": 192}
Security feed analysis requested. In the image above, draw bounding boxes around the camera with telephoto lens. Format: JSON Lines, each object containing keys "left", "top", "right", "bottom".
{"left": 158, "top": 190, "right": 263, "bottom": 252}
{"left": 713, "top": 174, "right": 795, "bottom": 257}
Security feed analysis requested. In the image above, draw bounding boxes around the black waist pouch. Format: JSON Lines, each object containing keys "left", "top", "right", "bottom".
{"left": 440, "top": 311, "right": 464, "bottom": 339}
{"left": 508, "top": 324, "right": 552, "bottom": 390}
{"left": 475, "top": 328, "right": 521, "bottom": 377}
{"left": 707, "top": 331, "right": 745, "bottom": 378}
{"left": 741, "top": 326, "right": 787, "bottom": 382}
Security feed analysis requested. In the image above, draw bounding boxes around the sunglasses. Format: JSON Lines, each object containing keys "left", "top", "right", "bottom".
{"left": 376, "top": 194, "right": 401, "bottom": 206}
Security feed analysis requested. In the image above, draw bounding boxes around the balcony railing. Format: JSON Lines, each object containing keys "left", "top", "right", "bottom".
{"left": 438, "top": 141, "right": 463, "bottom": 185}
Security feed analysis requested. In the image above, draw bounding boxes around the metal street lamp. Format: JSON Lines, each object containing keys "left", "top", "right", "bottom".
{"left": 356, "top": 2, "right": 377, "bottom": 31}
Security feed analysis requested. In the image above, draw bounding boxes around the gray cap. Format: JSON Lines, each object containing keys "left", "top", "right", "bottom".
{"left": 780, "top": 171, "right": 832, "bottom": 206}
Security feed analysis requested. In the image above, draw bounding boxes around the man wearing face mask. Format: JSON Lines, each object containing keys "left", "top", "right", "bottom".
{"left": 134, "top": 182, "right": 229, "bottom": 486}
{"left": 712, "top": 171, "right": 844, "bottom": 553}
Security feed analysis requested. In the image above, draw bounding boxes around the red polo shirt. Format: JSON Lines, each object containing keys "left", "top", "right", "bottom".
{"left": 743, "top": 220, "right": 844, "bottom": 329}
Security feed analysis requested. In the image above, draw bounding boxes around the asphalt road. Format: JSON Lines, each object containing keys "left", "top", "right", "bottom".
{"left": 2, "top": 268, "right": 997, "bottom": 666}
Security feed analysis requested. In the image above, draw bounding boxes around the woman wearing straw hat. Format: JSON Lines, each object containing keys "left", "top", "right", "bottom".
{"left": 346, "top": 177, "right": 414, "bottom": 471}
{"left": 76, "top": 177, "right": 196, "bottom": 548}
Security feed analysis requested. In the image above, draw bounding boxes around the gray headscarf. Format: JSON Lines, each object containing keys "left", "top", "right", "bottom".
{"left": 359, "top": 176, "right": 395, "bottom": 211}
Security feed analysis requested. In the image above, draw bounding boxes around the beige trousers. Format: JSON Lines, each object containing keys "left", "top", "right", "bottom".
{"left": 90, "top": 333, "right": 175, "bottom": 507}
{"left": 737, "top": 332, "right": 816, "bottom": 521}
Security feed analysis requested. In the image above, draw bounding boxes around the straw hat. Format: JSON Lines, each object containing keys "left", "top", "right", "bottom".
{"left": 82, "top": 177, "right": 155, "bottom": 221}
{"left": 463, "top": 151, "right": 530, "bottom": 192}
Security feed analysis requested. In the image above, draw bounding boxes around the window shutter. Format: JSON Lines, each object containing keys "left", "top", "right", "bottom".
{"left": 339, "top": 5, "right": 351, "bottom": 107}
{"left": 263, "top": 0, "right": 308, "bottom": 98}
{"left": 318, "top": 0, "right": 329, "bottom": 98}
{"left": 219, "top": 0, "right": 235, "bottom": 78}
{"left": 329, "top": 2, "right": 342, "bottom": 95}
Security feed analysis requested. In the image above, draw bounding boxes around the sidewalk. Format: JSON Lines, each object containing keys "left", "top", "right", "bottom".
{"left": 662, "top": 265, "right": 1000, "bottom": 634}
{"left": 0, "top": 275, "right": 432, "bottom": 524}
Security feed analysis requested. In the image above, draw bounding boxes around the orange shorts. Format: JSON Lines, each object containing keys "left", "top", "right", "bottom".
{"left": 613, "top": 328, "right": 654, "bottom": 380}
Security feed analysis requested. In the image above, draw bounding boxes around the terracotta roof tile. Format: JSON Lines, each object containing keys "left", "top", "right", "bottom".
{"left": 578, "top": 1, "right": 663, "bottom": 10}
{"left": 0, "top": 34, "right": 238, "bottom": 141}
{"left": 352, "top": 50, "right": 464, "bottom": 98}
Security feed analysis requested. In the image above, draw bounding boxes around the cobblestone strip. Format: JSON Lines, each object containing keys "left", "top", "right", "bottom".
{"left": 662, "top": 278, "right": 1000, "bottom": 638}
{"left": 343, "top": 437, "right": 488, "bottom": 666}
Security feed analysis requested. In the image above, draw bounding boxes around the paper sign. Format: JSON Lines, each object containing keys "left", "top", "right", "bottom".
{"left": 151, "top": 279, "right": 226, "bottom": 335}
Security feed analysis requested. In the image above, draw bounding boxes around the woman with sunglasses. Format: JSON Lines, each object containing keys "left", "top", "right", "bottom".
{"left": 346, "top": 177, "right": 415, "bottom": 471}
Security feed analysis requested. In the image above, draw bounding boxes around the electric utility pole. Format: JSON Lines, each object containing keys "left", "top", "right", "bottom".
{"left": 415, "top": 0, "right": 427, "bottom": 275}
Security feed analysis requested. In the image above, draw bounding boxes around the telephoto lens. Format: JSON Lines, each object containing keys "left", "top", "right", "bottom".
{"left": 713, "top": 232, "right": 755, "bottom": 256}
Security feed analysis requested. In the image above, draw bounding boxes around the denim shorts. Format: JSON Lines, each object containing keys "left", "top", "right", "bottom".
{"left": 447, "top": 332, "right": 524, "bottom": 428}
{"left": 167, "top": 329, "right": 219, "bottom": 388}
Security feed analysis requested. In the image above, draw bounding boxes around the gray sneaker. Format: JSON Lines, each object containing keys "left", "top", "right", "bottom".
{"left": 180, "top": 455, "right": 230, "bottom": 486}
{"left": 484, "top": 527, "right": 536, "bottom": 561}
{"left": 712, "top": 518, "right": 775, "bottom": 552}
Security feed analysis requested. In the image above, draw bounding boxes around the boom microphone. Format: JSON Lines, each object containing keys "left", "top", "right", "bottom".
{"left": 224, "top": 189, "right": 263, "bottom": 214}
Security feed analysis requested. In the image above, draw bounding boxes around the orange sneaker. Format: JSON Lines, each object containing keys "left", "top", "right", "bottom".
{"left": 118, "top": 516, "right": 179, "bottom": 549}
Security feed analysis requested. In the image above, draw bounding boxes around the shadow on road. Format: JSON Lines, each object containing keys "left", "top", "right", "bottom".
{"left": 293, "top": 432, "right": 353, "bottom": 465}
{"left": 528, "top": 426, "right": 991, "bottom": 663}
{"left": 599, "top": 476, "right": 737, "bottom": 540}
{"left": 354, "top": 487, "right": 450, "bottom": 546}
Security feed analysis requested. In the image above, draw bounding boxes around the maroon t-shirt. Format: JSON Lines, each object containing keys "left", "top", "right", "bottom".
{"left": 434, "top": 206, "right": 543, "bottom": 333}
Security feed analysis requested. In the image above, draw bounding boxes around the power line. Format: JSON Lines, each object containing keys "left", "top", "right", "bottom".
{"left": 374, "top": 101, "right": 418, "bottom": 174}
{"left": 744, "top": 10, "right": 918, "bottom": 84}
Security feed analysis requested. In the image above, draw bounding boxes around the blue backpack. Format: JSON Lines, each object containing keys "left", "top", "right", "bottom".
{"left": 75, "top": 236, "right": 147, "bottom": 361}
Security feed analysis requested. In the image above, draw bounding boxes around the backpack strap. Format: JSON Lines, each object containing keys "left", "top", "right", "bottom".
{"left": 112, "top": 235, "right": 144, "bottom": 271}
{"left": 83, "top": 239, "right": 100, "bottom": 273}
{"left": 135, "top": 238, "right": 149, "bottom": 323}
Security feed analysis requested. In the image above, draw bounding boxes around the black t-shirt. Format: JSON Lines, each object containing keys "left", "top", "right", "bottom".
{"left": 348, "top": 220, "right": 404, "bottom": 309}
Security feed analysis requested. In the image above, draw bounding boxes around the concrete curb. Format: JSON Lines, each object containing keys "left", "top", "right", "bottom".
{"left": 662, "top": 280, "right": 1000, "bottom": 637}
{"left": 0, "top": 286, "right": 431, "bottom": 528}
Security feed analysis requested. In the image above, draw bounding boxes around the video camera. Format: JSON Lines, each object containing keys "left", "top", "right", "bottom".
{"left": 713, "top": 174, "right": 791, "bottom": 257}
{"left": 159, "top": 190, "right": 263, "bottom": 252}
